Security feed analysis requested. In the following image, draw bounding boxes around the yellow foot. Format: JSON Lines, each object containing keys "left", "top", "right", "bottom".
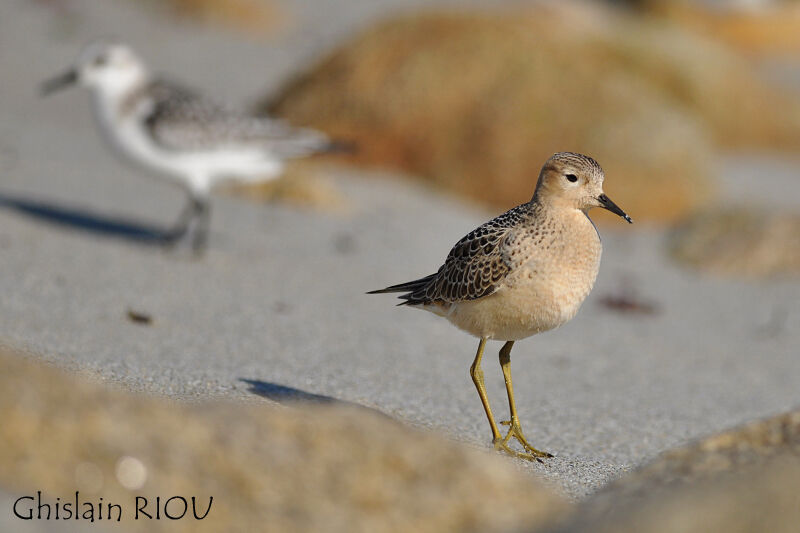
{"left": 493, "top": 418, "right": 553, "bottom": 462}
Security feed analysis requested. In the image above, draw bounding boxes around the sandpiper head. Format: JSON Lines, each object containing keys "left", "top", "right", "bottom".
{"left": 41, "top": 41, "right": 148, "bottom": 97}
{"left": 534, "top": 152, "right": 632, "bottom": 223}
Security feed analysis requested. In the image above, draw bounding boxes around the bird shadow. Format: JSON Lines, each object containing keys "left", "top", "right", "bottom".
{"left": 0, "top": 192, "right": 171, "bottom": 244}
{"left": 240, "top": 378, "right": 393, "bottom": 419}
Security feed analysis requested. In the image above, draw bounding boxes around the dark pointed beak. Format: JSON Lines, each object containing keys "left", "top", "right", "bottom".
{"left": 40, "top": 69, "right": 78, "bottom": 96}
{"left": 597, "top": 194, "right": 632, "bottom": 223}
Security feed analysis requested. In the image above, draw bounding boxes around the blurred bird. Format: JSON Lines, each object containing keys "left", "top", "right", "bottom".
{"left": 42, "top": 41, "right": 348, "bottom": 253}
{"left": 369, "top": 152, "right": 632, "bottom": 460}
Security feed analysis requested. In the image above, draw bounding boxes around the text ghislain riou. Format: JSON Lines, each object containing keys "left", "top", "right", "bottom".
{"left": 13, "top": 492, "right": 213, "bottom": 522}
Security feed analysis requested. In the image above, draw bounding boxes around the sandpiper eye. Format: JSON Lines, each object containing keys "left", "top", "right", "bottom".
{"left": 565, "top": 174, "right": 578, "bottom": 183}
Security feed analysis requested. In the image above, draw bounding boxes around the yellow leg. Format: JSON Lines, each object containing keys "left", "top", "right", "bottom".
{"left": 497, "top": 341, "right": 553, "bottom": 461}
{"left": 470, "top": 337, "right": 501, "bottom": 441}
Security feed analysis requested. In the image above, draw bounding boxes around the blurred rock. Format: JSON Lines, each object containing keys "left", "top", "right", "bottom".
{"left": 225, "top": 162, "right": 349, "bottom": 213}
{"left": 669, "top": 207, "right": 800, "bottom": 277}
{"left": 646, "top": 0, "right": 800, "bottom": 55}
{"left": 0, "top": 348, "right": 566, "bottom": 533}
{"left": 552, "top": 455, "right": 800, "bottom": 533}
{"left": 265, "top": 2, "right": 800, "bottom": 223}
{"left": 148, "top": 0, "right": 280, "bottom": 32}
{"left": 548, "top": 409, "right": 800, "bottom": 532}
{"left": 589, "top": 408, "right": 800, "bottom": 504}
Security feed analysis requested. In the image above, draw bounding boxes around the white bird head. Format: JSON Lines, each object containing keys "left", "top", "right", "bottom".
{"left": 42, "top": 41, "right": 148, "bottom": 97}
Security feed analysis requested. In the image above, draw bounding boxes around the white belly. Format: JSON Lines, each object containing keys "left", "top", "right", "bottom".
{"left": 92, "top": 96, "right": 283, "bottom": 195}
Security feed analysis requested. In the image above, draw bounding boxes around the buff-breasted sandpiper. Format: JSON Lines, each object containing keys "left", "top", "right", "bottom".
{"left": 369, "top": 152, "right": 632, "bottom": 460}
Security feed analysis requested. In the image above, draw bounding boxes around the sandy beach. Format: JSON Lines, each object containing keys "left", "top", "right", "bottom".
{"left": 1, "top": 0, "right": 798, "bottom": 500}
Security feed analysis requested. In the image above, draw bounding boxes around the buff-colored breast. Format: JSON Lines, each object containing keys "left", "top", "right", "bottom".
{"left": 433, "top": 210, "right": 602, "bottom": 340}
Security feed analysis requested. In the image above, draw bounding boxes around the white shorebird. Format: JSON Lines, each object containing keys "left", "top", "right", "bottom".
{"left": 42, "top": 41, "right": 347, "bottom": 252}
{"left": 370, "top": 152, "right": 632, "bottom": 460}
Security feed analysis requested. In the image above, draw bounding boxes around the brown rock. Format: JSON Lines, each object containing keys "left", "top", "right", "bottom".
{"left": 550, "top": 409, "right": 800, "bottom": 533}
{"left": 647, "top": 0, "right": 800, "bottom": 56}
{"left": 554, "top": 455, "right": 800, "bottom": 533}
{"left": 670, "top": 207, "right": 800, "bottom": 277}
{"left": 225, "top": 162, "right": 349, "bottom": 213}
{"left": 264, "top": 3, "right": 800, "bottom": 223}
{"left": 158, "top": 0, "right": 281, "bottom": 32}
{"left": 0, "top": 349, "right": 566, "bottom": 533}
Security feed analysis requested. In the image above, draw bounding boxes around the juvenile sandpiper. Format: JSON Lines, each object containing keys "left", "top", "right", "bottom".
{"left": 42, "top": 41, "right": 347, "bottom": 253}
{"left": 369, "top": 152, "right": 632, "bottom": 460}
